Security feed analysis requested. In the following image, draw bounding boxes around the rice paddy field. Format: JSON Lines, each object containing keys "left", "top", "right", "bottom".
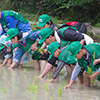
{"left": 0, "top": 60, "right": 100, "bottom": 100}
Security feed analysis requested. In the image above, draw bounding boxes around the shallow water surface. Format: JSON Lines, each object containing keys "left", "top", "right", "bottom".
{"left": 0, "top": 66, "right": 100, "bottom": 100}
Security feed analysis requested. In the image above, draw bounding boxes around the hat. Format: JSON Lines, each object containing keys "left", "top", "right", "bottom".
{"left": 39, "top": 28, "right": 53, "bottom": 44}
{"left": 47, "top": 42, "right": 60, "bottom": 59}
{"left": 0, "top": 35, "right": 11, "bottom": 50}
{"left": 67, "top": 41, "right": 82, "bottom": 61}
{"left": 37, "top": 14, "right": 51, "bottom": 27}
{"left": 5, "top": 28, "right": 19, "bottom": 41}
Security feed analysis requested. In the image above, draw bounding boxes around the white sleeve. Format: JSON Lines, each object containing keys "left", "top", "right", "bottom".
{"left": 71, "top": 62, "right": 81, "bottom": 80}
{"left": 82, "top": 33, "right": 94, "bottom": 44}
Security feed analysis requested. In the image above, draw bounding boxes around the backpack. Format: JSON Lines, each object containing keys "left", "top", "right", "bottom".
{"left": 58, "top": 21, "right": 87, "bottom": 34}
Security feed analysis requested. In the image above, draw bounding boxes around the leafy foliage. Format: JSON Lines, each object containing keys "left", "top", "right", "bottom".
{"left": 0, "top": 0, "right": 100, "bottom": 25}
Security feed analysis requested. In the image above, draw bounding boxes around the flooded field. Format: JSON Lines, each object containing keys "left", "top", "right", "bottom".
{"left": 0, "top": 61, "right": 100, "bottom": 100}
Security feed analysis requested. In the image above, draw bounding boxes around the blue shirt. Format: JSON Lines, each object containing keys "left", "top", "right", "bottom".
{"left": 0, "top": 11, "right": 32, "bottom": 36}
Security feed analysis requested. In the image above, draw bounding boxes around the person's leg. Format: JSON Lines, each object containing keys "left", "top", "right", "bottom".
{"left": 33, "top": 59, "right": 40, "bottom": 70}
{"left": 65, "top": 64, "right": 73, "bottom": 77}
{"left": 50, "top": 67, "right": 56, "bottom": 74}
{"left": 83, "top": 71, "right": 90, "bottom": 87}
{"left": 40, "top": 60, "right": 47, "bottom": 72}
{"left": 76, "top": 67, "right": 84, "bottom": 85}
{"left": 77, "top": 75, "right": 83, "bottom": 85}
{"left": 17, "top": 64, "right": 22, "bottom": 68}
{"left": 6, "top": 58, "right": 12, "bottom": 68}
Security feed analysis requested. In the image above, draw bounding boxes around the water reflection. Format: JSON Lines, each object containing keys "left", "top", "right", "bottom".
{"left": 0, "top": 67, "right": 100, "bottom": 100}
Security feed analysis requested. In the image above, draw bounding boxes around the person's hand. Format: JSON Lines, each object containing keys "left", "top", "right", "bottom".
{"left": 40, "top": 49, "right": 48, "bottom": 55}
{"left": 93, "top": 59, "right": 100, "bottom": 65}
{"left": 46, "top": 79, "right": 54, "bottom": 83}
{"left": 44, "top": 49, "right": 48, "bottom": 54}
{"left": 0, "top": 64, "right": 4, "bottom": 67}
{"left": 31, "top": 44, "right": 37, "bottom": 51}
{"left": 8, "top": 67, "right": 12, "bottom": 69}
{"left": 89, "top": 71, "right": 99, "bottom": 80}
{"left": 64, "top": 84, "right": 71, "bottom": 89}
{"left": 50, "top": 78, "right": 54, "bottom": 83}
{"left": 37, "top": 75, "right": 43, "bottom": 78}
{"left": 64, "top": 79, "right": 74, "bottom": 89}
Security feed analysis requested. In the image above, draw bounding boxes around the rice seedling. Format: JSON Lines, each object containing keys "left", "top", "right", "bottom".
{"left": 33, "top": 94, "right": 37, "bottom": 100}
{"left": 47, "top": 73, "right": 50, "bottom": 79}
{"left": 62, "top": 80, "right": 67, "bottom": 86}
{"left": 58, "top": 97, "right": 61, "bottom": 100}
{"left": 86, "top": 98, "right": 88, "bottom": 100}
{"left": 57, "top": 85, "right": 62, "bottom": 97}
{"left": 11, "top": 76, "right": 20, "bottom": 89}
{"left": 49, "top": 96, "right": 54, "bottom": 100}
{"left": 24, "top": 68, "right": 27, "bottom": 75}
{"left": 87, "top": 66, "right": 92, "bottom": 76}
{"left": 26, "top": 81, "right": 38, "bottom": 93}
{"left": 96, "top": 98, "right": 98, "bottom": 100}
{"left": 86, "top": 51, "right": 97, "bottom": 87}
{"left": 2, "top": 67, "right": 6, "bottom": 76}
{"left": 38, "top": 47, "right": 44, "bottom": 53}
{"left": 2, "top": 86, "right": 7, "bottom": 93}
{"left": 44, "top": 82, "right": 49, "bottom": 92}
{"left": 26, "top": 83, "right": 31, "bottom": 90}
{"left": 10, "top": 72, "right": 15, "bottom": 78}
{"left": 34, "top": 74, "right": 38, "bottom": 85}
{"left": 87, "top": 66, "right": 97, "bottom": 87}
{"left": 31, "top": 84, "right": 38, "bottom": 93}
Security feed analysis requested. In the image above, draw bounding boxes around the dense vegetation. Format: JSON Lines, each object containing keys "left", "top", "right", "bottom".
{"left": 0, "top": 0, "right": 100, "bottom": 27}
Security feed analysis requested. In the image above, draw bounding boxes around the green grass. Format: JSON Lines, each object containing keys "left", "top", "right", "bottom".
{"left": 44, "top": 82, "right": 49, "bottom": 92}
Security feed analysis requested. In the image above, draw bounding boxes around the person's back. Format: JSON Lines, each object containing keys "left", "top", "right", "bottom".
{"left": 0, "top": 10, "right": 32, "bottom": 36}
{"left": 58, "top": 21, "right": 87, "bottom": 34}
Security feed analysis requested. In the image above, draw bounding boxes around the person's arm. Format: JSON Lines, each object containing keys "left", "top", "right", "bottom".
{"left": 65, "top": 62, "right": 81, "bottom": 89}
{"left": 41, "top": 42, "right": 47, "bottom": 49}
{"left": 38, "top": 56, "right": 58, "bottom": 78}
{"left": 50, "top": 61, "right": 65, "bottom": 82}
{"left": 38, "top": 63, "right": 53, "bottom": 78}
{"left": 8, "top": 47, "right": 25, "bottom": 69}
{"left": 31, "top": 41, "right": 38, "bottom": 51}
{"left": 89, "top": 71, "right": 99, "bottom": 80}
{"left": 93, "top": 59, "right": 100, "bottom": 65}
{"left": 29, "top": 31, "right": 40, "bottom": 51}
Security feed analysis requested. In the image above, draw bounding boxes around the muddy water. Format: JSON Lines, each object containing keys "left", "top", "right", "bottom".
{"left": 0, "top": 64, "right": 100, "bottom": 100}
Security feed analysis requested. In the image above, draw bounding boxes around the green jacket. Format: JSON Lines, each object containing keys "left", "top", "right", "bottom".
{"left": 78, "top": 43, "right": 100, "bottom": 81}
